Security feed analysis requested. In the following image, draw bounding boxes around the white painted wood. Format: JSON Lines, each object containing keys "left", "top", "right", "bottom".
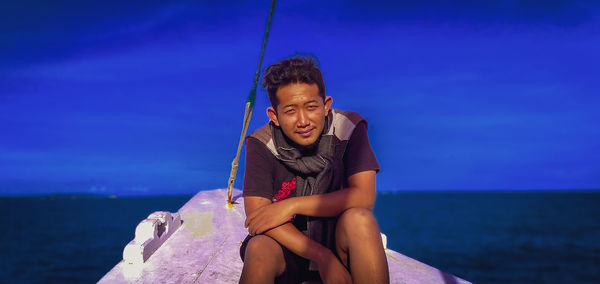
{"left": 122, "top": 211, "right": 182, "bottom": 264}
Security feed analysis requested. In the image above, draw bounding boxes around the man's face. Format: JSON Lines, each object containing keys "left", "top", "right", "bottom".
{"left": 267, "top": 82, "right": 332, "bottom": 147}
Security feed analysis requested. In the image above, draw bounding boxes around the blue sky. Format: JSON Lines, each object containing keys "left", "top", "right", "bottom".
{"left": 1, "top": 1, "right": 599, "bottom": 195}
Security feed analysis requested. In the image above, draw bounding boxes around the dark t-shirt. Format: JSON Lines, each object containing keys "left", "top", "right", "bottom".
{"left": 243, "top": 121, "right": 379, "bottom": 202}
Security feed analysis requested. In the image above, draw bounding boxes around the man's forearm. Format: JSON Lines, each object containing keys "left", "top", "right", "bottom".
{"left": 287, "top": 185, "right": 375, "bottom": 218}
{"left": 285, "top": 170, "right": 377, "bottom": 217}
{"left": 264, "top": 222, "right": 334, "bottom": 265}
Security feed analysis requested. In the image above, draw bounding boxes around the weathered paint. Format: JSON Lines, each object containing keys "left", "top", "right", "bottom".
{"left": 99, "top": 189, "right": 471, "bottom": 283}
{"left": 182, "top": 212, "right": 214, "bottom": 238}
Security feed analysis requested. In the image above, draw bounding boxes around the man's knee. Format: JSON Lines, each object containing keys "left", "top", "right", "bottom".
{"left": 338, "top": 208, "right": 378, "bottom": 228}
{"left": 244, "top": 235, "right": 281, "bottom": 262}
{"left": 336, "top": 207, "right": 381, "bottom": 241}
{"left": 240, "top": 235, "right": 286, "bottom": 282}
{"left": 243, "top": 235, "right": 286, "bottom": 275}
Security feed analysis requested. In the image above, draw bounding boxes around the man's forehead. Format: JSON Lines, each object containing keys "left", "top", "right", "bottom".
{"left": 276, "top": 82, "right": 320, "bottom": 100}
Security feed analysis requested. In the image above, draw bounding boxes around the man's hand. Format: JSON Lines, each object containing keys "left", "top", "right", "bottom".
{"left": 245, "top": 199, "right": 294, "bottom": 235}
{"left": 317, "top": 250, "right": 352, "bottom": 284}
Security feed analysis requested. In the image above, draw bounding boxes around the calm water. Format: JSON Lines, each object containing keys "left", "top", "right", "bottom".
{"left": 1, "top": 191, "right": 599, "bottom": 283}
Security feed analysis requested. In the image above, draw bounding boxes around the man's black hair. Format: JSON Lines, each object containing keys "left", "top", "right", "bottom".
{"left": 261, "top": 55, "right": 326, "bottom": 109}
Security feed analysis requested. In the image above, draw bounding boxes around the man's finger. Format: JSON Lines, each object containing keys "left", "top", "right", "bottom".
{"left": 244, "top": 212, "right": 256, "bottom": 227}
{"left": 244, "top": 207, "right": 262, "bottom": 227}
{"left": 255, "top": 222, "right": 269, "bottom": 235}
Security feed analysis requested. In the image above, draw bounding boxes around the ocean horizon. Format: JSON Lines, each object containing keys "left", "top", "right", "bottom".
{"left": 2, "top": 190, "right": 599, "bottom": 283}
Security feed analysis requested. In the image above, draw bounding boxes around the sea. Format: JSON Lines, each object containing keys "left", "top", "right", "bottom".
{"left": 1, "top": 190, "right": 599, "bottom": 283}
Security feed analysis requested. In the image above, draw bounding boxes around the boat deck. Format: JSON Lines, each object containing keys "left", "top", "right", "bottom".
{"left": 99, "top": 189, "right": 470, "bottom": 283}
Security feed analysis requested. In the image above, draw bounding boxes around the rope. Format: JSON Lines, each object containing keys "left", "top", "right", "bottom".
{"left": 227, "top": 0, "right": 277, "bottom": 206}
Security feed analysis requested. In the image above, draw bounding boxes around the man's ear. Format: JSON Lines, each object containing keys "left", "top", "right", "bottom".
{"left": 324, "top": 96, "right": 333, "bottom": 115}
{"left": 267, "top": 107, "right": 280, "bottom": 126}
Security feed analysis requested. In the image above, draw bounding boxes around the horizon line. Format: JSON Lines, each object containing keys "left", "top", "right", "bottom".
{"left": 1, "top": 188, "right": 599, "bottom": 198}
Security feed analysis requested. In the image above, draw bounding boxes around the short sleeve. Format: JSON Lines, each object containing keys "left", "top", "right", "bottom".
{"left": 242, "top": 137, "right": 274, "bottom": 199}
{"left": 344, "top": 121, "right": 380, "bottom": 177}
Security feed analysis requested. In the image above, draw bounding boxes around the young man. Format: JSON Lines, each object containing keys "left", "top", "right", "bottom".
{"left": 240, "top": 56, "right": 389, "bottom": 284}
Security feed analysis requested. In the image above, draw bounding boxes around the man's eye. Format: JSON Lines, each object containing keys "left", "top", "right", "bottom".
{"left": 307, "top": 105, "right": 318, "bottom": 110}
{"left": 285, "top": 109, "right": 295, "bottom": 114}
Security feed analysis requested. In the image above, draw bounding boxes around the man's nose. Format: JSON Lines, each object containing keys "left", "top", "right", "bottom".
{"left": 297, "top": 110, "right": 310, "bottom": 127}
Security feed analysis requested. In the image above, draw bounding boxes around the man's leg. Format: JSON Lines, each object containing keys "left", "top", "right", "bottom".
{"left": 240, "top": 235, "right": 286, "bottom": 284}
{"left": 335, "top": 208, "right": 390, "bottom": 284}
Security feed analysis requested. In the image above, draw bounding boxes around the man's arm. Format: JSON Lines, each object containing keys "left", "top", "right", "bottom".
{"left": 244, "top": 196, "right": 351, "bottom": 282}
{"left": 245, "top": 170, "right": 376, "bottom": 236}
{"left": 244, "top": 196, "right": 331, "bottom": 260}
{"left": 292, "top": 169, "right": 377, "bottom": 213}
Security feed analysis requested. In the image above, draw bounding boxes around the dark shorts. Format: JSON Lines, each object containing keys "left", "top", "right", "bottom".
{"left": 240, "top": 234, "right": 322, "bottom": 284}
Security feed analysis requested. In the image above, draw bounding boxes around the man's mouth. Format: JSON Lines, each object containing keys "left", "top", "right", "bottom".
{"left": 296, "top": 128, "right": 314, "bottom": 138}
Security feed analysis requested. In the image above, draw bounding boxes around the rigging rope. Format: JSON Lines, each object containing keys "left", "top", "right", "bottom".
{"left": 227, "top": 0, "right": 277, "bottom": 206}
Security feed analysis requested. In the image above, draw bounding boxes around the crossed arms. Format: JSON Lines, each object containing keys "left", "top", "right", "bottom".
{"left": 243, "top": 170, "right": 377, "bottom": 271}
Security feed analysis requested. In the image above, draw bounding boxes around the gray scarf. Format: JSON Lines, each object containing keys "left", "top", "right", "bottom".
{"left": 271, "top": 120, "right": 343, "bottom": 196}
{"left": 271, "top": 115, "right": 344, "bottom": 271}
